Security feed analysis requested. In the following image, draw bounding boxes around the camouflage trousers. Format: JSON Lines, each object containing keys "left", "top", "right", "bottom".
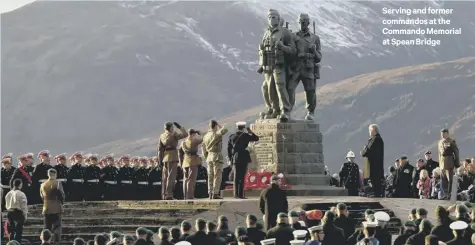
{"left": 263, "top": 67, "right": 291, "bottom": 114}
{"left": 207, "top": 161, "right": 223, "bottom": 195}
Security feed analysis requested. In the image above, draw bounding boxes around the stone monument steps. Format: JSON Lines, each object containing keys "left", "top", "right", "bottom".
{"left": 24, "top": 208, "right": 203, "bottom": 217}
{"left": 21, "top": 216, "right": 181, "bottom": 226}
{"left": 224, "top": 185, "right": 347, "bottom": 197}
{"left": 284, "top": 174, "right": 329, "bottom": 185}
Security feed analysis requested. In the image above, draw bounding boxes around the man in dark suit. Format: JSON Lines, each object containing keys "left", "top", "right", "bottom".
{"left": 227, "top": 121, "right": 259, "bottom": 199}
{"left": 361, "top": 124, "right": 385, "bottom": 197}
{"left": 40, "top": 168, "right": 65, "bottom": 243}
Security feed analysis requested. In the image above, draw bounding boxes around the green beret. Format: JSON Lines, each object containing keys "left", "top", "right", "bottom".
{"left": 136, "top": 227, "right": 148, "bottom": 235}
{"left": 289, "top": 211, "right": 299, "bottom": 217}
{"left": 109, "top": 231, "right": 122, "bottom": 239}
{"left": 278, "top": 212, "right": 288, "bottom": 218}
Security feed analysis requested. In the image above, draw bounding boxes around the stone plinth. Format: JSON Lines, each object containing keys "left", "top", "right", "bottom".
{"left": 244, "top": 119, "right": 347, "bottom": 196}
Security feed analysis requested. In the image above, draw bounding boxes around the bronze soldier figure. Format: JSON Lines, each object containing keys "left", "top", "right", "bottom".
{"left": 258, "top": 9, "right": 296, "bottom": 122}
{"left": 287, "top": 13, "right": 322, "bottom": 120}
{"left": 158, "top": 121, "right": 188, "bottom": 200}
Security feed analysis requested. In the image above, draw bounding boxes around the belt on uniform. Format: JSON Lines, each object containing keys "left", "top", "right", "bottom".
{"left": 225, "top": 181, "right": 233, "bottom": 184}
{"left": 164, "top": 147, "right": 176, "bottom": 151}
{"left": 57, "top": 179, "right": 66, "bottom": 182}
{"left": 137, "top": 181, "right": 148, "bottom": 185}
{"left": 104, "top": 181, "right": 117, "bottom": 185}
{"left": 152, "top": 182, "right": 162, "bottom": 185}
{"left": 87, "top": 179, "right": 99, "bottom": 183}
{"left": 178, "top": 179, "right": 184, "bottom": 182}
{"left": 39, "top": 179, "right": 47, "bottom": 183}
{"left": 72, "top": 179, "right": 83, "bottom": 183}
{"left": 121, "top": 180, "right": 132, "bottom": 184}
{"left": 0, "top": 185, "right": 10, "bottom": 189}
{"left": 196, "top": 180, "right": 206, "bottom": 183}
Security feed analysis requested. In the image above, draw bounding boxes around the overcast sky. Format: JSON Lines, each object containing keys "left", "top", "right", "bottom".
{"left": 0, "top": 0, "right": 36, "bottom": 14}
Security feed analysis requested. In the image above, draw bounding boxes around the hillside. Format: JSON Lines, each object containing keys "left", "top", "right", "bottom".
{"left": 83, "top": 57, "right": 475, "bottom": 172}
{"left": 2, "top": 1, "right": 475, "bottom": 155}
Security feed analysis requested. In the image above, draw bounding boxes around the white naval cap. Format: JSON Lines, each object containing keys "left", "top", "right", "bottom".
{"left": 236, "top": 121, "right": 247, "bottom": 126}
{"left": 308, "top": 225, "right": 323, "bottom": 232}
{"left": 374, "top": 211, "right": 390, "bottom": 222}
{"left": 293, "top": 229, "right": 308, "bottom": 239}
{"left": 260, "top": 238, "right": 276, "bottom": 245}
{"left": 289, "top": 240, "right": 305, "bottom": 245}
{"left": 362, "top": 221, "right": 379, "bottom": 228}
{"left": 449, "top": 220, "right": 468, "bottom": 230}
{"left": 174, "top": 242, "right": 191, "bottom": 245}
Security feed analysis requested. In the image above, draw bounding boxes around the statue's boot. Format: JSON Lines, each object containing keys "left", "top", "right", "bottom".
{"left": 260, "top": 109, "right": 272, "bottom": 119}
{"left": 305, "top": 112, "right": 315, "bottom": 121}
{"left": 279, "top": 112, "right": 290, "bottom": 122}
{"left": 265, "top": 110, "right": 280, "bottom": 119}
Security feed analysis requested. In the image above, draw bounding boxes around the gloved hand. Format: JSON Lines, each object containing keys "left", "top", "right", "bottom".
{"left": 173, "top": 122, "right": 181, "bottom": 128}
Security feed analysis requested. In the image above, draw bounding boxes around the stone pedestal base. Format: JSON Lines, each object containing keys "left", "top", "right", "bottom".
{"left": 227, "top": 119, "right": 347, "bottom": 197}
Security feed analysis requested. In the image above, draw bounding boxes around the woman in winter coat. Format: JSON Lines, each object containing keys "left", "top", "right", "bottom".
{"left": 417, "top": 169, "right": 431, "bottom": 199}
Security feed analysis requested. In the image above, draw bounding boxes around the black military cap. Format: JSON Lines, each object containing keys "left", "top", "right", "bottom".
{"left": 136, "top": 227, "right": 148, "bottom": 235}
{"left": 278, "top": 212, "right": 288, "bottom": 218}
{"left": 441, "top": 128, "right": 449, "bottom": 133}
{"left": 218, "top": 215, "right": 228, "bottom": 222}
{"left": 337, "top": 203, "right": 347, "bottom": 210}
{"left": 400, "top": 156, "right": 408, "bottom": 160}
{"left": 425, "top": 151, "right": 432, "bottom": 155}
{"left": 417, "top": 208, "right": 428, "bottom": 216}
{"left": 417, "top": 158, "right": 424, "bottom": 163}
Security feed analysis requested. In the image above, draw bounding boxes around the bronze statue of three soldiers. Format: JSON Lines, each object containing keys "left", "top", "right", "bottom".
{"left": 258, "top": 10, "right": 322, "bottom": 122}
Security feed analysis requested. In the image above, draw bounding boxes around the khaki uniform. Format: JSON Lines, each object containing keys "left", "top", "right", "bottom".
{"left": 259, "top": 25, "right": 296, "bottom": 118}
{"left": 40, "top": 179, "right": 65, "bottom": 241}
{"left": 181, "top": 135, "right": 203, "bottom": 199}
{"left": 202, "top": 126, "right": 229, "bottom": 195}
{"left": 438, "top": 137, "right": 460, "bottom": 196}
{"left": 288, "top": 31, "right": 322, "bottom": 113}
{"left": 158, "top": 127, "right": 188, "bottom": 199}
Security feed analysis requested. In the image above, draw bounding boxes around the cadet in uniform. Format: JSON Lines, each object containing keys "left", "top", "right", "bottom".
{"left": 287, "top": 13, "right": 321, "bottom": 120}
{"left": 83, "top": 154, "right": 103, "bottom": 200}
{"left": 305, "top": 225, "right": 323, "bottom": 245}
{"left": 266, "top": 213, "right": 295, "bottom": 244}
{"left": 67, "top": 152, "right": 85, "bottom": 201}
{"left": 227, "top": 122, "right": 259, "bottom": 199}
{"left": 181, "top": 129, "right": 203, "bottom": 200}
{"left": 447, "top": 220, "right": 469, "bottom": 245}
{"left": 258, "top": 9, "right": 296, "bottom": 121}
{"left": 118, "top": 155, "right": 135, "bottom": 200}
{"left": 158, "top": 121, "right": 188, "bottom": 200}
{"left": 195, "top": 163, "right": 208, "bottom": 198}
{"left": 339, "top": 151, "right": 361, "bottom": 196}
{"left": 32, "top": 150, "right": 53, "bottom": 204}
{"left": 102, "top": 154, "right": 119, "bottom": 200}
{"left": 53, "top": 153, "right": 69, "bottom": 199}
{"left": 1, "top": 155, "right": 16, "bottom": 211}
{"left": 148, "top": 158, "right": 162, "bottom": 200}
{"left": 134, "top": 157, "right": 150, "bottom": 200}
{"left": 374, "top": 211, "right": 392, "bottom": 245}
{"left": 357, "top": 222, "right": 379, "bottom": 245}
{"left": 202, "top": 120, "right": 228, "bottom": 199}
{"left": 10, "top": 154, "right": 34, "bottom": 205}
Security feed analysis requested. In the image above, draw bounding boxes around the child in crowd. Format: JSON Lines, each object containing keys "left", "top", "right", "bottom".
{"left": 430, "top": 168, "right": 442, "bottom": 199}
{"left": 417, "top": 169, "right": 431, "bottom": 199}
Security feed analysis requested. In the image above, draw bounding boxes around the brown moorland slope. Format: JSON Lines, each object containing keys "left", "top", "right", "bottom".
{"left": 84, "top": 57, "right": 475, "bottom": 172}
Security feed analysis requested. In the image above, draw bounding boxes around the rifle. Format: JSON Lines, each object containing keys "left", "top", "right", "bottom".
{"left": 312, "top": 20, "right": 320, "bottom": 80}
{"left": 313, "top": 21, "right": 315, "bottom": 34}
{"left": 285, "top": 22, "right": 289, "bottom": 29}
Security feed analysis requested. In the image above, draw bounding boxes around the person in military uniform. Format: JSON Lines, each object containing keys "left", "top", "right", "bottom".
{"left": 134, "top": 157, "right": 150, "bottom": 200}
{"left": 158, "top": 121, "right": 188, "bottom": 200}
{"left": 260, "top": 174, "right": 288, "bottom": 231}
{"left": 202, "top": 120, "right": 228, "bottom": 199}
{"left": 179, "top": 129, "right": 203, "bottom": 200}
{"left": 357, "top": 221, "right": 379, "bottom": 245}
{"left": 438, "top": 128, "right": 460, "bottom": 199}
{"left": 31, "top": 150, "right": 53, "bottom": 204}
{"left": 266, "top": 213, "right": 295, "bottom": 244}
{"left": 83, "top": 154, "right": 103, "bottom": 200}
{"left": 53, "top": 153, "right": 69, "bottom": 199}
{"left": 393, "top": 156, "right": 415, "bottom": 198}
{"left": 305, "top": 225, "right": 323, "bottom": 245}
{"left": 339, "top": 151, "right": 361, "bottom": 196}
{"left": 40, "top": 168, "right": 65, "bottom": 243}
{"left": 257, "top": 9, "right": 296, "bottom": 121}
{"left": 2, "top": 155, "right": 16, "bottom": 212}
{"left": 393, "top": 221, "right": 417, "bottom": 245}
{"left": 446, "top": 221, "right": 469, "bottom": 245}
{"left": 148, "top": 157, "right": 162, "bottom": 200}
{"left": 287, "top": 13, "right": 322, "bottom": 120}
{"left": 228, "top": 122, "right": 259, "bottom": 199}
{"left": 67, "top": 152, "right": 84, "bottom": 201}
{"left": 102, "top": 154, "right": 119, "bottom": 201}
{"left": 2, "top": 155, "right": 16, "bottom": 211}
{"left": 118, "top": 155, "right": 135, "bottom": 200}
{"left": 195, "top": 162, "right": 208, "bottom": 198}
